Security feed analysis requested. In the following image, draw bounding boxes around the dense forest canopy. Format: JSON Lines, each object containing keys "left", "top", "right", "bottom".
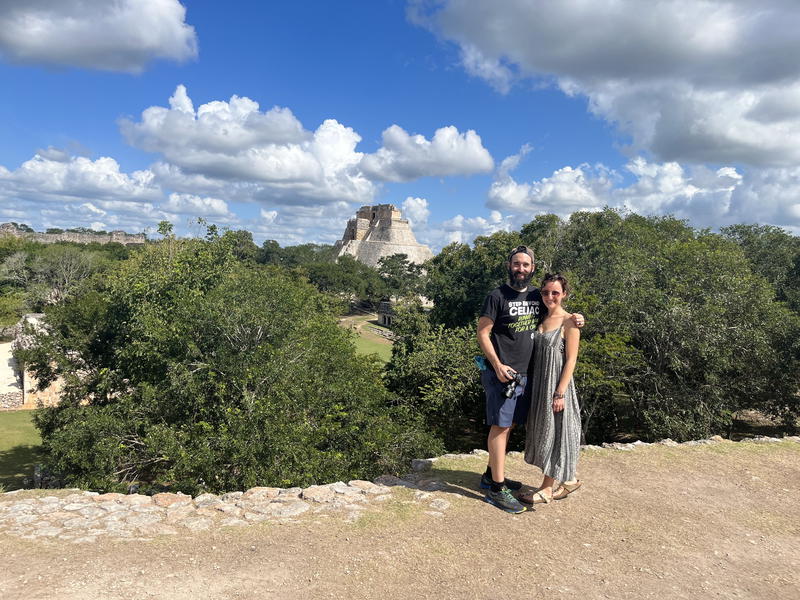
{"left": 5, "top": 210, "right": 799, "bottom": 493}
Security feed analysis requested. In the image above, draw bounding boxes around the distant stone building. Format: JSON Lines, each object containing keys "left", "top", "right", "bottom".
{"left": 0, "top": 314, "right": 63, "bottom": 410}
{"left": 334, "top": 204, "right": 433, "bottom": 268}
{"left": 0, "top": 222, "right": 145, "bottom": 246}
{"left": 377, "top": 301, "right": 394, "bottom": 327}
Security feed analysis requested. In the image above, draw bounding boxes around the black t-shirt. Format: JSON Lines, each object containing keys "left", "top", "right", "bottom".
{"left": 480, "top": 284, "right": 542, "bottom": 373}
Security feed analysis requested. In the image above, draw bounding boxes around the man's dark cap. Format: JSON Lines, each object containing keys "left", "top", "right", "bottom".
{"left": 507, "top": 245, "right": 535, "bottom": 263}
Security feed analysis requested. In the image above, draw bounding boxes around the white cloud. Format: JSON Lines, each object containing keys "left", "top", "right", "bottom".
{"left": 259, "top": 209, "right": 278, "bottom": 224}
{"left": 359, "top": 124, "right": 494, "bottom": 182}
{"left": 0, "top": 153, "right": 161, "bottom": 203}
{"left": 122, "top": 86, "right": 496, "bottom": 216}
{"left": 489, "top": 163, "right": 615, "bottom": 217}
{"left": 0, "top": 152, "right": 236, "bottom": 236}
{"left": 162, "top": 193, "right": 234, "bottom": 219}
{"left": 0, "top": 0, "right": 197, "bottom": 72}
{"left": 122, "top": 86, "right": 375, "bottom": 205}
{"left": 402, "top": 196, "right": 430, "bottom": 227}
{"left": 416, "top": 0, "right": 800, "bottom": 167}
{"left": 436, "top": 210, "right": 511, "bottom": 246}
{"left": 459, "top": 43, "right": 514, "bottom": 94}
{"left": 725, "top": 167, "right": 800, "bottom": 230}
{"left": 484, "top": 153, "right": 800, "bottom": 232}
{"left": 249, "top": 201, "right": 355, "bottom": 246}
{"left": 35, "top": 146, "right": 71, "bottom": 162}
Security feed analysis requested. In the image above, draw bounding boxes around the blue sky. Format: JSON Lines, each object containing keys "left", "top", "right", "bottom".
{"left": 2, "top": 1, "right": 800, "bottom": 250}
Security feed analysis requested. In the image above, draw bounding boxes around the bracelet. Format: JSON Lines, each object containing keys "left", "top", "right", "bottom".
{"left": 553, "top": 392, "right": 565, "bottom": 399}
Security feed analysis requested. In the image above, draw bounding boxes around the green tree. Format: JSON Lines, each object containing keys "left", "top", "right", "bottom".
{"left": 258, "top": 241, "right": 337, "bottom": 267}
{"left": 553, "top": 210, "right": 799, "bottom": 439}
{"left": 377, "top": 253, "right": 422, "bottom": 300}
{"left": 305, "top": 255, "right": 387, "bottom": 305}
{"left": 18, "top": 233, "right": 440, "bottom": 493}
{"left": 424, "top": 230, "right": 524, "bottom": 328}
{"left": 721, "top": 223, "right": 800, "bottom": 309}
{"left": 386, "top": 317, "right": 485, "bottom": 450}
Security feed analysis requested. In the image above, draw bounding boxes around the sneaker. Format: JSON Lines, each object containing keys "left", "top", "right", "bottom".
{"left": 480, "top": 473, "right": 523, "bottom": 491}
{"left": 484, "top": 487, "right": 527, "bottom": 514}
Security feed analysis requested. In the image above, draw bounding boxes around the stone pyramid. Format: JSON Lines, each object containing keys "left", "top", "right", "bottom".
{"left": 334, "top": 204, "right": 433, "bottom": 267}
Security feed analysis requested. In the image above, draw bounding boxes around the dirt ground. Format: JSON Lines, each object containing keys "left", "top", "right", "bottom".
{"left": 1, "top": 440, "right": 798, "bottom": 600}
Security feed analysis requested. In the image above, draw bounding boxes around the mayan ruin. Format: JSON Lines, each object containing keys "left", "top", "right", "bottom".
{"left": 334, "top": 204, "right": 433, "bottom": 267}
{"left": 0, "top": 223, "right": 146, "bottom": 246}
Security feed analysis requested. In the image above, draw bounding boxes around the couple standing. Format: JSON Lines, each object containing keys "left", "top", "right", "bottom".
{"left": 477, "top": 245, "right": 584, "bottom": 514}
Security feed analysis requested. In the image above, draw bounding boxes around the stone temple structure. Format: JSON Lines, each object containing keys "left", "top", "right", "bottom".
{"left": 334, "top": 204, "right": 433, "bottom": 267}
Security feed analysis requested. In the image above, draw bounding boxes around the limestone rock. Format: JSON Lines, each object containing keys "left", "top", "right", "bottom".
{"left": 302, "top": 485, "right": 336, "bottom": 503}
{"left": 242, "top": 487, "right": 280, "bottom": 500}
{"left": 264, "top": 501, "right": 310, "bottom": 518}
{"left": 193, "top": 493, "right": 221, "bottom": 508}
{"left": 602, "top": 442, "right": 635, "bottom": 451}
{"left": 348, "top": 480, "right": 390, "bottom": 494}
{"left": 152, "top": 493, "right": 192, "bottom": 508}
{"left": 179, "top": 517, "right": 213, "bottom": 531}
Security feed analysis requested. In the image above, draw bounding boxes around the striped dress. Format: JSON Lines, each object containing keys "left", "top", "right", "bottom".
{"left": 524, "top": 325, "right": 581, "bottom": 482}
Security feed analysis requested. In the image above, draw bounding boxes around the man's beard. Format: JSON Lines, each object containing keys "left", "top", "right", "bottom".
{"left": 508, "top": 268, "right": 532, "bottom": 289}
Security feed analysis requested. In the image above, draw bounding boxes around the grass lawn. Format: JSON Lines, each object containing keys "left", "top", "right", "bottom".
{"left": 354, "top": 334, "right": 393, "bottom": 362}
{"left": 340, "top": 313, "right": 394, "bottom": 363}
{"left": 0, "top": 411, "right": 43, "bottom": 491}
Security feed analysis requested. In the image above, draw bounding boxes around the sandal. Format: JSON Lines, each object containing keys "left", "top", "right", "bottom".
{"left": 552, "top": 480, "right": 582, "bottom": 500}
{"left": 519, "top": 490, "right": 551, "bottom": 505}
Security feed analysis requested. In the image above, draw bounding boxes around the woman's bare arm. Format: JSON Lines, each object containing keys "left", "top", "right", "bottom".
{"left": 553, "top": 317, "right": 580, "bottom": 412}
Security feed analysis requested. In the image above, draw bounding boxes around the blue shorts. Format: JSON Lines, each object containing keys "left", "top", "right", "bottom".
{"left": 481, "top": 370, "right": 529, "bottom": 427}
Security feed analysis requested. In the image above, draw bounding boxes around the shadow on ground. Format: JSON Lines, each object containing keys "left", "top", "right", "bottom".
{"left": 419, "top": 467, "right": 543, "bottom": 504}
{"left": 0, "top": 444, "right": 41, "bottom": 490}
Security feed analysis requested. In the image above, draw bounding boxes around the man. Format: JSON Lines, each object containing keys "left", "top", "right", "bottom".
{"left": 477, "top": 245, "right": 584, "bottom": 513}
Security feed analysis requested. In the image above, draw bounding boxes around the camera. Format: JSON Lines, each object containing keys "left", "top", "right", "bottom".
{"left": 503, "top": 370, "right": 524, "bottom": 398}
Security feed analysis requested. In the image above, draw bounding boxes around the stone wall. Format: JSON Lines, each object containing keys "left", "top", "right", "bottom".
{"left": 0, "top": 391, "right": 23, "bottom": 410}
{"left": 0, "top": 341, "right": 23, "bottom": 410}
{"left": 0, "top": 317, "right": 64, "bottom": 410}
{"left": 21, "top": 371, "right": 63, "bottom": 409}
{"left": 0, "top": 223, "right": 145, "bottom": 246}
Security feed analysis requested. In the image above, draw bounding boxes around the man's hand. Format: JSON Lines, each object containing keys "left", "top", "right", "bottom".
{"left": 494, "top": 364, "right": 515, "bottom": 383}
{"left": 571, "top": 313, "right": 585, "bottom": 328}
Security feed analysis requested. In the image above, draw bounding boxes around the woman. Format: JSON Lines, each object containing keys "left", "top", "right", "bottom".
{"left": 520, "top": 273, "right": 582, "bottom": 504}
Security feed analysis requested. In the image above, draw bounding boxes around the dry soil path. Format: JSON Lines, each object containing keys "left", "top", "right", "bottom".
{"left": 1, "top": 437, "right": 799, "bottom": 600}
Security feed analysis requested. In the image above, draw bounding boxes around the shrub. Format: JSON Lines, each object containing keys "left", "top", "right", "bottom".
{"left": 20, "top": 232, "right": 440, "bottom": 493}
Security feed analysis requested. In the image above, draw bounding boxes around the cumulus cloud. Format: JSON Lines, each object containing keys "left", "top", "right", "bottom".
{"left": 0, "top": 159, "right": 161, "bottom": 233}
{"left": 122, "top": 86, "right": 497, "bottom": 212}
{"left": 0, "top": 152, "right": 236, "bottom": 236}
{"left": 161, "top": 193, "right": 235, "bottom": 220}
{"left": 249, "top": 201, "right": 356, "bottom": 247}
{"left": 484, "top": 151, "right": 800, "bottom": 232}
{"left": 0, "top": 153, "right": 161, "bottom": 203}
{"left": 433, "top": 210, "right": 511, "bottom": 246}
{"left": 402, "top": 196, "right": 430, "bottom": 227}
{"left": 415, "top": 0, "right": 800, "bottom": 167}
{"left": 0, "top": 0, "right": 197, "bottom": 72}
{"left": 359, "top": 124, "right": 494, "bottom": 182}
{"left": 489, "top": 163, "right": 616, "bottom": 217}
{"left": 121, "top": 86, "right": 375, "bottom": 205}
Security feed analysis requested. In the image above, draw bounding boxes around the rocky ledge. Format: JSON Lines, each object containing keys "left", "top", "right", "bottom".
{"left": 0, "top": 475, "right": 452, "bottom": 545}
{"left": 2, "top": 436, "right": 798, "bottom": 544}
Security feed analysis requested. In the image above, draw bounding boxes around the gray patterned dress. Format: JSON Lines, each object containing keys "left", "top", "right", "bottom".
{"left": 524, "top": 325, "right": 581, "bottom": 482}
